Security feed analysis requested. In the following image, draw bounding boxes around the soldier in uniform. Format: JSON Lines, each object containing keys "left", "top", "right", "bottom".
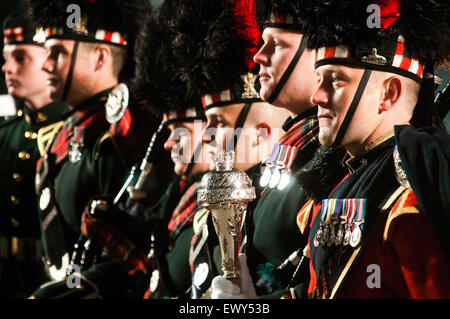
{"left": 26, "top": 0, "right": 161, "bottom": 298}
{"left": 125, "top": 1, "right": 211, "bottom": 298}
{"left": 77, "top": 0, "right": 289, "bottom": 299}
{"left": 164, "top": 0, "right": 292, "bottom": 299}
{"left": 295, "top": 0, "right": 450, "bottom": 298}
{"left": 211, "top": 0, "right": 330, "bottom": 299}
{"left": 60, "top": 1, "right": 211, "bottom": 299}
{"left": 0, "top": 14, "right": 67, "bottom": 298}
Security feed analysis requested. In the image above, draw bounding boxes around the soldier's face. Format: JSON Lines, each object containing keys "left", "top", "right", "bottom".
{"left": 2, "top": 44, "right": 49, "bottom": 100}
{"left": 41, "top": 39, "right": 73, "bottom": 102}
{"left": 41, "top": 39, "right": 92, "bottom": 106}
{"left": 203, "top": 104, "right": 259, "bottom": 172}
{"left": 164, "top": 121, "right": 210, "bottom": 176}
{"left": 311, "top": 64, "right": 381, "bottom": 152}
{"left": 254, "top": 27, "right": 316, "bottom": 113}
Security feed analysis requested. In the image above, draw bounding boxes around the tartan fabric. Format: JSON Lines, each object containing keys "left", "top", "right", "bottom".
{"left": 109, "top": 107, "right": 150, "bottom": 166}
{"left": 50, "top": 102, "right": 108, "bottom": 164}
{"left": 81, "top": 211, "right": 151, "bottom": 278}
{"left": 167, "top": 181, "right": 200, "bottom": 240}
{"left": 279, "top": 114, "right": 319, "bottom": 149}
{"left": 274, "top": 110, "right": 319, "bottom": 172}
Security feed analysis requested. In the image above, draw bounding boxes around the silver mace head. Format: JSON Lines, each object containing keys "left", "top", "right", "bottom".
{"left": 197, "top": 150, "right": 256, "bottom": 205}
{"left": 197, "top": 150, "right": 256, "bottom": 284}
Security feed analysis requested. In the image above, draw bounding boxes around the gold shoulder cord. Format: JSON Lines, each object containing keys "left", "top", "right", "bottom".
{"left": 37, "top": 121, "right": 65, "bottom": 156}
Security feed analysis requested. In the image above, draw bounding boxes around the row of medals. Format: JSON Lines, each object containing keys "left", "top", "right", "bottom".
{"left": 260, "top": 161, "right": 291, "bottom": 190}
{"left": 313, "top": 216, "right": 364, "bottom": 248}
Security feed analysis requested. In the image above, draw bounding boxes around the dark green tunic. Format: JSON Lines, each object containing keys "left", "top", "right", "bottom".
{"left": 31, "top": 90, "right": 173, "bottom": 298}
{"left": 152, "top": 174, "right": 203, "bottom": 298}
{"left": 34, "top": 91, "right": 129, "bottom": 283}
{"left": 0, "top": 102, "right": 67, "bottom": 298}
{"left": 246, "top": 110, "right": 323, "bottom": 298}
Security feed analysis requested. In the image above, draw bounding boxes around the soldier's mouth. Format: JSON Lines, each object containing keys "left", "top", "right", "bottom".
{"left": 46, "top": 77, "right": 58, "bottom": 87}
{"left": 6, "top": 79, "right": 19, "bottom": 87}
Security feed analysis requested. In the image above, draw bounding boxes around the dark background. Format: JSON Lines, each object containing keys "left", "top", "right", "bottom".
{"left": 0, "top": 0, "right": 448, "bottom": 127}
{"left": 0, "top": 0, "right": 164, "bottom": 95}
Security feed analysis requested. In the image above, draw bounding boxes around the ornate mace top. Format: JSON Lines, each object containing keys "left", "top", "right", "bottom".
{"left": 197, "top": 151, "right": 256, "bottom": 206}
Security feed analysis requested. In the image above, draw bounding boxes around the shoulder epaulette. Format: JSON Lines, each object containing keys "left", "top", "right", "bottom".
{"left": 383, "top": 188, "right": 420, "bottom": 241}
{"left": 297, "top": 199, "right": 315, "bottom": 235}
{"left": 193, "top": 208, "right": 210, "bottom": 234}
{"left": 36, "top": 121, "right": 65, "bottom": 156}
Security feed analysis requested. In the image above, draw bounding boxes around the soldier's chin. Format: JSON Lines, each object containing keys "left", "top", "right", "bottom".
{"left": 318, "top": 131, "right": 336, "bottom": 148}
{"left": 258, "top": 84, "right": 272, "bottom": 102}
{"left": 7, "top": 87, "right": 24, "bottom": 99}
{"left": 48, "top": 86, "right": 62, "bottom": 102}
{"left": 173, "top": 161, "right": 188, "bottom": 176}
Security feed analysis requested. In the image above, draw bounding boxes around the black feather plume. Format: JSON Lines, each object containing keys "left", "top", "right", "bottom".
{"left": 168, "top": 0, "right": 257, "bottom": 100}
{"left": 300, "top": 0, "right": 450, "bottom": 65}
{"left": 131, "top": 0, "right": 201, "bottom": 116}
{"left": 28, "top": 0, "right": 152, "bottom": 83}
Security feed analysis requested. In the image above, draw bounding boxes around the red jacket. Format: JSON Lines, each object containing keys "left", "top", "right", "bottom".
{"left": 298, "top": 188, "right": 450, "bottom": 299}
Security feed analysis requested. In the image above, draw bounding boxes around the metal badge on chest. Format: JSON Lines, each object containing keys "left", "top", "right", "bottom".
{"left": 68, "top": 127, "right": 85, "bottom": 163}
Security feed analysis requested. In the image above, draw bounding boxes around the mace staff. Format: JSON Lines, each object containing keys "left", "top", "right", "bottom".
{"left": 198, "top": 151, "right": 256, "bottom": 286}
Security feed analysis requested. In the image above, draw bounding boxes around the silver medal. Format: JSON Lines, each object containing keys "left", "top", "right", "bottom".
{"left": 314, "top": 227, "right": 323, "bottom": 247}
{"left": 68, "top": 140, "right": 83, "bottom": 163}
{"left": 268, "top": 167, "right": 281, "bottom": 188}
{"left": 259, "top": 165, "right": 272, "bottom": 187}
{"left": 321, "top": 224, "right": 330, "bottom": 246}
{"left": 335, "top": 216, "right": 347, "bottom": 246}
{"left": 327, "top": 218, "right": 338, "bottom": 246}
{"left": 335, "top": 224, "right": 344, "bottom": 246}
{"left": 343, "top": 224, "right": 352, "bottom": 246}
{"left": 277, "top": 170, "right": 291, "bottom": 190}
{"left": 350, "top": 223, "right": 362, "bottom": 248}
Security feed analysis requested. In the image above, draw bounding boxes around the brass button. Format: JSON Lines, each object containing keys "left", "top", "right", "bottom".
{"left": 24, "top": 131, "right": 38, "bottom": 140}
{"left": 12, "top": 173, "right": 22, "bottom": 182}
{"left": 10, "top": 195, "right": 20, "bottom": 205}
{"left": 17, "top": 109, "right": 23, "bottom": 117}
{"left": 35, "top": 112, "right": 48, "bottom": 123}
{"left": 10, "top": 218, "right": 20, "bottom": 228}
{"left": 11, "top": 237, "right": 19, "bottom": 255}
{"left": 18, "top": 151, "right": 31, "bottom": 160}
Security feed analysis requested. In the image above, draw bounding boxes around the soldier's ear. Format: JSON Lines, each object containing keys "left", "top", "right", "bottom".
{"left": 379, "top": 75, "right": 402, "bottom": 114}
{"left": 93, "top": 44, "right": 111, "bottom": 72}
{"left": 254, "top": 122, "right": 271, "bottom": 146}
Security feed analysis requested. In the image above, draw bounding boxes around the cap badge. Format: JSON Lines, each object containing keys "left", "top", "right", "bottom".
{"left": 361, "top": 48, "right": 387, "bottom": 65}
{"left": 241, "top": 72, "right": 260, "bottom": 99}
{"left": 33, "top": 27, "right": 46, "bottom": 44}
{"left": 72, "top": 15, "right": 89, "bottom": 36}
